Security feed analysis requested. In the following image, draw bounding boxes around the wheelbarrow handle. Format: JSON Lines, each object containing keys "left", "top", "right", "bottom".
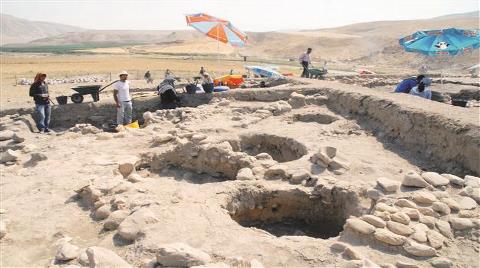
{"left": 98, "top": 80, "right": 120, "bottom": 93}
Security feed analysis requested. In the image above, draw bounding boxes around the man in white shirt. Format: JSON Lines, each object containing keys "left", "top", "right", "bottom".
{"left": 299, "top": 48, "right": 312, "bottom": 78}
{"left": 113, "top": 71, "right": 132, "bottom": 125}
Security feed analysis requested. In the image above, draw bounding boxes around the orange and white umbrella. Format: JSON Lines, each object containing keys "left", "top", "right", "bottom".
{"left": 186, "top": 13, "right": 247, "bottom": 47}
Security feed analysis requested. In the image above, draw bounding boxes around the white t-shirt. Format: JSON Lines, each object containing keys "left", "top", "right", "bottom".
{"left": 113, "top": 80, "right": 131, "bottom": 102}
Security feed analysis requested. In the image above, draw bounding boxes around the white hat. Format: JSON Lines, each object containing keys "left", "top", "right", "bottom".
{"left": 119, "top": 70, "right": 128, "bottom": 76}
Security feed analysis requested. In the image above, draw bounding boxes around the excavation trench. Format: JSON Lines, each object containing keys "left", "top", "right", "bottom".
{"left": 229, "top": 134, "right": 308, "bottom": 163}
{"left": 226, "top": 188, "right": 360, "bottom": 239}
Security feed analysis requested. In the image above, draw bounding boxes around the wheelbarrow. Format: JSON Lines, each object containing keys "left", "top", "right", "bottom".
{"left": 308, "top": 67, "right": 328, "bottom": 79}
{"left": 70, "top": 80, "right": 118, "bottom": 104}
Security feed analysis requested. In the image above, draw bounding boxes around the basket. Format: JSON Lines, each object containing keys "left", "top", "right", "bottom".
{"left": 56, "top": 96, "right": 68, "bottom": 105}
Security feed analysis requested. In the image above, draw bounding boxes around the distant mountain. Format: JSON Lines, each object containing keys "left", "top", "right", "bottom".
{"left": 0, "top": 13, "right": 84, "bottom": 45}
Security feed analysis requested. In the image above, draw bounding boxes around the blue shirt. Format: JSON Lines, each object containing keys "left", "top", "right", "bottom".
{"left": 395, "top": 79, "right": 417, "bottom": 93}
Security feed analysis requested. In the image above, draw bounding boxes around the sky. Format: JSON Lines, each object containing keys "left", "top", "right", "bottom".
{"left": 1, "top": 0, "right": 479, "bottom": 32}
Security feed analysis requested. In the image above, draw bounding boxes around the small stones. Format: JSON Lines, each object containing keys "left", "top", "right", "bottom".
{"left": 412, "top": 191, "right": 437, "bottom": 205}
{"left": 118, "top": 161, "right": 136, "bottom": 178}
{"left": 104, "top": 210, "right": 130, "bottom": 231}
{"left": 449, "top": 217, "right": 474, "bottom": 230}
{"left": 401, "top": 208, "right": 420, "bottom": 220}
{"left": 156, "top": 243, "right": 211, "bottom": 267}
{"left": 86, "top": 246, "right": 132, "bottom": 268}
{"left": 390, "top": 212, "right": 410, "bottom": 225}
{"left": 418, "top": 207, "right": 438, "bottom": 217}
{"left": 345, "top": 218, "right": 376, "bottom": 235}
{"left": 395, "top": 199, "right": 417, "bottom": 209}
{"left": 421, "top": 172, "right": 449, "bottom": 187}
{"left": 236, "top": 168, "right": 255, "bottom": 181}
{"left": 55, "top": 243, "right": 80, "bottom": 261}
{"left": 440, "top": 198, "right": 460, "bottom": 211}
{"left": 402, "top": 171, "right": 429, "bottom": 188}
{"left": 441, "top": 174, "right": 464, "bottom": 186}
{"left": 431, "top": 202, "right": 451, "bottom": 215}
{"left": 419, "top": 216, "right": 436, "bottom": 228}
{"left": 458, "top": 210, "right": 478, "bottom": 218}
{"left": 403, "top": 240, "right": 436, "bottom": 257}
{"left": 360, "top": 215, "right": 386, "bottom": 228}
{"left": 373, "top": 211, "right": 391, "bottom": 221}
{"left": 435, "top": 220, "right": 453, "bottom": 239}
{"left": 377, "top": 177, "right": 400, "bottom": 193}
{"left": 426, "top": 229, "right": 444, "bottom": 249}
{"left": 411, "top": 224, "right": 428, "bottom": 243}
{"left": 375, "top": 203, "right": 399, "bottom": 214}
{"left": 312, "top": 146, "right": 337, "bottom": 166}
{"left": 456, "top": 196, "right": 477, "bottom": 210}
{"left": 430, "top": 257, "right": 453, "bottom": 268}
{"left": 373, "top": 228, "right": 407, "bottom": 246}
{"left": 386, "top": 221, "right": 414, "bottom": 236}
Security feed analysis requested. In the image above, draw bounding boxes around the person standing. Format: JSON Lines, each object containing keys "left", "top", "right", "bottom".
{"left": 113, "top": 71, "right": 132, "bottom": 125}
{"left": 29, "top": 73, "right": 51, "bottom": 133}
{"left": 299, "top": 48, "right": 312, "bottom": 78}
{"left": 144, "top": 70, "right": 153, "bottom": 84}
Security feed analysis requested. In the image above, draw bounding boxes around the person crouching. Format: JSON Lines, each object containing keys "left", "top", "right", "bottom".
{"left": 157, "top": 77, "right": 180, "bottom": 109}
{"left": 113, "top": 71, "right": 132, "bottom": 125}
{"left": 29, "top": 73, "right": 51, "bottom": 133}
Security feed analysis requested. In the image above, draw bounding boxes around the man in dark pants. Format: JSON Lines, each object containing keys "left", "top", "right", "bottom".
{"left": 299, "top": 48, "right": 312, "bottom": 78}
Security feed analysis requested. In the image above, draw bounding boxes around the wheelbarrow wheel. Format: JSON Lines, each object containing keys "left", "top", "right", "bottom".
{"left": 71, "top": 93, "right": 84, "bottom": 104}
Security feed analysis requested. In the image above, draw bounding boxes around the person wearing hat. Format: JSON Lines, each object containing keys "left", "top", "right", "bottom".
{"left": 113, "top": 71, "right": 133, "bottom": 125}
{"left": 409, "top": 77, "right": 432, "bottom": 100}
{"left": 29, "top": 72, "right": 51, "bottom": 133}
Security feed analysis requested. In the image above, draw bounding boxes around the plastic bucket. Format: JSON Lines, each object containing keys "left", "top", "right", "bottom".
{"left": 56, "top": 96, "right": 68, "bottom": 105}
{"left": 125, "top": 120, "right": 139, "bottom": 128}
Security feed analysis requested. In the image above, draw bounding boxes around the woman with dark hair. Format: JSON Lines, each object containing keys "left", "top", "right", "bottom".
{"left": 29, "top": 73, "right": 51, "bottom": 133}
{"left": 409, "top": 77, "right": 432, "bottom": 100}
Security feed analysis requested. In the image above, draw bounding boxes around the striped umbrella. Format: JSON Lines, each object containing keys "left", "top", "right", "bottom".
{"left": 186, "top": 13, "right": 247, "bottom": 47}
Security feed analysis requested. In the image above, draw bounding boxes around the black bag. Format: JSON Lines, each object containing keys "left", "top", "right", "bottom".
{"left": 185, "top": 83, "right": 197, "bottom": 94}
{"left": 202, "top": 83, "right": 214, "bottom": 93}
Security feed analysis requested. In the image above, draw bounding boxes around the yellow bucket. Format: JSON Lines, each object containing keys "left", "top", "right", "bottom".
{"left": 125, "top": 120, "right": 139, "bottom": 128}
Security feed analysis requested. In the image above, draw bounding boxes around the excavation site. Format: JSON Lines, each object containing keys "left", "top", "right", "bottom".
{"left": 1, "top": 80, "right": 479, "bottom": 268}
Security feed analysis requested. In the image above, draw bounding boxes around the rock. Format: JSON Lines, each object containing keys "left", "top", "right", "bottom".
{"left": 236, "top": 168, "right": 255, "bottom": 181}
{"left": 396, "top": 261, "right": 419, "bottom": 268}
{"left": 435, "top": 220, "right": 453, "bottom": 238}
{"left": 156, "top": 243, "right": 211, "bottom": 267}
{"left": 426, "top": 229, "right": 444, "bottom": 249}
{"left": 366, "top": 189, "right": 383, "bottom": 201}
{"left": 377, "top": 177, "right": 400, "bottom": 193}
{"left": 402, "top": 171, "right": 430, "bottom": 188}
{"left": 329, "top": 158, "right": 350, "bottom": 173}
{"left": 78, "top": 250, "right": 89, "bottom": 266}
{"left": 55, "top": 243, "right": 80, "bottom": 261}
{"left": 288, "top": 92, "right": 306, "bottom": 108}
{"left": 449, "top": 217, "right": 474, "bottom": 230}
{"left": 373, "top": 211, "right": 391, "bottom": 221}
{"left": 430, "top": 257, "right": 453, "bottom": 268}
{"left": 343, "top": 246, "right": 363, "bottom": 260}
{"left": 127, "top": 173, "right": 143, "bottom": 183}
{"left": 373, "top": 228, "right": 407, "bottom": 246}
{"left": 94, "top": 205, "right": 111, "bottom": 220}
{"left": 459, "top": 186, "right": 480, "bottom": 203}
{"left": 289, "top": 170, "right": 310, "bottom": 184}
{"left": 152, "top": 134, "right": 174, "bottom": 145}
{"left": 255, "top": 153, "right": 272, "bottom": 160}
{"left": 457, "top": 196, "right": 477, "bottom": 210}
{"left": 421, "top": 172, "right": 449, "bottom": 187}
{"left": 12, "top": 133, "right": 25, "bottom": 143}
{"left": 390, "top": 212, "right": 410, "bottom": 225}
{"left": 441, "top": 174, "right": 464, "bottom": 186}
{"left": 0, "top": 130, "right": 14, "bottom": 141}
{"left": 458, "top": 210, "right": 478, "bottom": 218}
{"left": 375, "top": 203, "right": 399, "bottom": 214}
{"left": 419, "top": 216, "right": 436, "bottom": 228}
{"left": 104, "top": 210, "right": 130, "bottom": 231}
{"left": 464, "top": 175, "right": 480, "bottom": 188}
{"left": 401, "top": 208, "right": 420, "bottom": 220}
{"left": 431, "top": 202, "right": 451, "bottom": 215}
{"left": 412, "top": 191, "right": 437, "bottom": 205}
{"left": 418, "top": 207, "right": 438, "bottom": 217}
{"left": 345, "top": 218, "right": 375, "bottom": 235}
{"left": 431, "top": 191, "right": 449, "bottom": 199}
{"left": 117, "top": 208, "right": 159, "bottom": 241}
{"left": 395, "top": 199, "right": 417, "bottom": 209}
{"left": 1, "top": 149, "right": 20, "bottom": 163}
{"left": 118, "top": 160, "right": 137, "bottom": 178}
{"left": 440, "top": 198, "right": 460, "bottom": 211}
{"left": 314, "top": 146, "right": 337, "bottom": 166}
{"left": 86, "top": 246, "right": 132, "bottom": 268}
{"left": 331, "top": 242, "right": 348, "bottom": 251}
{"left": 191, "top": 134, "right": 207, "bottom": 142}
{"left": 360, "top": 215, "right": 386, "bottom": 228}
{"left": 411, "top": 224, "right": 428, "bottom": 243}
{"left": 0, "top": 221, "right": 6, "bottom": 239}
{"left": 403, "top": 240, "right": 436, "bottom": 257}
{"left": 386, "top": 221, "right": 414, "bottom": 236}
{"left": 264, "top": 165, "right": 289, "bottom": 180}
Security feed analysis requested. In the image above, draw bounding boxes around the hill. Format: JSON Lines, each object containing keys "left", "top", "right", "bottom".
{"left": 0, "top": 13, "right": 84, "bottom": 44}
